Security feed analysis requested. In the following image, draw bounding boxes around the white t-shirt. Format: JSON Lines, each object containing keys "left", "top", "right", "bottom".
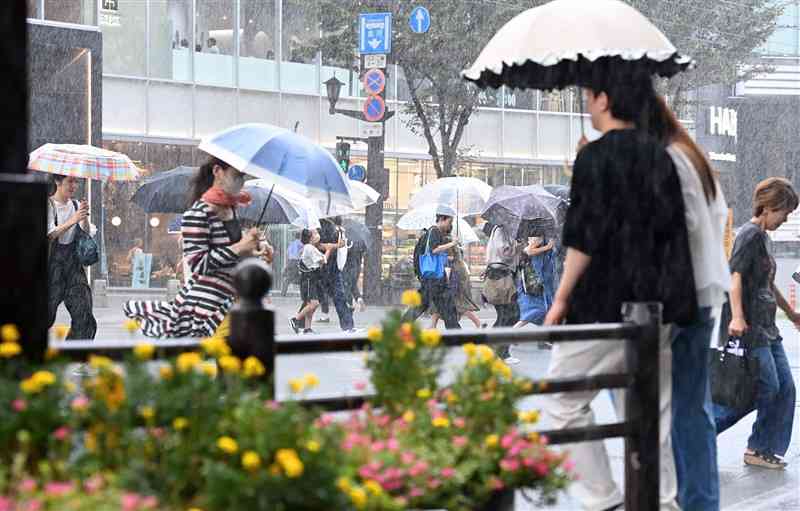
{"left": 301, "top": 244, "right": 325, "bottom": 270}
{"left": 47, "top": 199, "right": 96, "bottom": 245}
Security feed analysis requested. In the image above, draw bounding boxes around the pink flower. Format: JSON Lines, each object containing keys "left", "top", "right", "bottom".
{"left": 452, "top": 436, "right": 468, "bottom": 448}
{"left": 83, "top": 475, "right": 104, "bottom": 494}
{"left": 353, "top": 381, "right": 367, "bottom": 391}
{"left": 12, "top": 399, "right": 26, "bottom": 412}
{"left": 0, "top": 497, "right": 14, "bottom": 511}
{"left": 564, "top": 459, "right": 575, "bottom": 472}
{"left": 401, "top": 451, "right": 416, "bottom": 465}
{"left": 533, "top": 462, "right": 549, "bottom": 476}
{"left": 441, "top": 467, "right": 456, "bottom": 479}
{"left": 539, "top": 434, "right": 550, "bottom": 445}
{"left": 149, "top": 427, "right": 165, "bottom": 439}
{"left": 500, "top": 458, "right": 520, "bottom": 472}
{"left": 453, "top": 417, "right": 466, "bottom": 428}
{"left": 501, "top": 433, "right": 515, "bottom": 449}
{"left": 319, "top": 413, "right": 334, "bottom": 426}
{"left": 18, "top": 478, "right": 37, "bottom": 493}
{"left": 509, "top": 441, "right": 527, "bottom": 457}
{"left": 53, "top": 426, "right": 70, "bottom": 441}
{"left": 371, "top": 441, "right": 386, "bottom": 453}
{"left": 44, "top": 481, "right": 74, "bottom": 497}
{"left": 426, "top": 399, "right": 438, "bottom": 409}
{"left": 427, "top": 478, "right": 441, "bottom": 489}
{"left": 409, "top": 460, "right": 429, "bottom": 477}
{"left": 121, "top": 493, "right": 141, "bottom": 511}
{"left": 490, "top": 477, "right": 505, "bottom": 491}
{"left": 140, "top": 496, "right": 158, "bottom": 509}
{"left": 522, "top": 457, "right": 536, "bottom": 468}
{"left": 71, "top": 395, "right": 89, "bottom": 410}
{"left": 387, "top": 437, "right": 400, "bottom": 451}
{"left": 384, "top": 480, "right": 403, "bottom": 491}
{"left": 24, "top": 499, "right": 42, "bottom": 511}
{"left": 359, "top": 465, "right": 375, "bottom": 479}
{"left": 409, "top": 487, "right": 424, "bottom": 498}
{"left": 376, "top": 414, "right": 391, "bottom": 427}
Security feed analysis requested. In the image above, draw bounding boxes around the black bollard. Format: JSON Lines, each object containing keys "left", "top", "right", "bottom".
{"left": 229, "top": 258, "right": 275, "bottom": 380}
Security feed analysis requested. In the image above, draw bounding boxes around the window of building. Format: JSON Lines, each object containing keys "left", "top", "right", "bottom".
{"left": 27, "top": 0, "right": 39, "bottom": 19}
{"left": 239, "top": 0, "right": 278, "bottom": 90}
{"left": 100, "top": 0, "right": 146, "bottom": 77}
{"left": 149, "top": 0, "right": 192, "bottom": 81}
{"left": 45, "top": 0, "right": 96, "bottom": 25}
{"left": 281, "top": 0, "right": 319, "bottom": 94}
{"left": 195, "top": 0, "right": 234, "bottom": 86}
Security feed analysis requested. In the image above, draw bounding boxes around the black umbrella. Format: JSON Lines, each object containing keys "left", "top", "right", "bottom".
{"left": 341, "top": 218, "right": 371, "bottom": 246}
{"left": 481, "top": 185, "right": 562, "bottom": 240}
{"left": 131, "top": 166, "right": 196, "bottom": 213}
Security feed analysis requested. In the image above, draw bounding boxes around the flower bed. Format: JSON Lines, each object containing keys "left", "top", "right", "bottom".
{"left": 0, "top": 294, "right": 572, "bottom": 510}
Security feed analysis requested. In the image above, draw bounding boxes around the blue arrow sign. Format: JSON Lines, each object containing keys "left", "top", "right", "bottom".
{"left": 359, "top": 12, "right": 392, "bottom": 55}
{"left": 348, "top": 165, "right": 367, "bottom": 182}
{"left": 409, "top": 6, "right": 431, "bottom": 34}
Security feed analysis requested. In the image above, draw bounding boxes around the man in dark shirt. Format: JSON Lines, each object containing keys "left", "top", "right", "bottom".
{"left": 316, "top": 217, "right": 356, "bottom": 332}
{"left": 403, "top": 213, "right": 461, "bottom": 329}
{"left": 542, "top": 77, "right": 697, "bottom": 511}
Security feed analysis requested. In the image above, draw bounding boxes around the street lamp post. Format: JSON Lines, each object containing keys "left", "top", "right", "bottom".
{"left": 324, "top": 75, "right": 395, "bottom": 305}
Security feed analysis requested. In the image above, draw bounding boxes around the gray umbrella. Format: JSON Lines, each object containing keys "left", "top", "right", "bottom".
{"left": 481, "top": 185, "right": 562, "bottom": 240}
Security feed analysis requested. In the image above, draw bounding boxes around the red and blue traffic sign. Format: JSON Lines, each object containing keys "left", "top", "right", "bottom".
{"left": 363, "top": 95, "right": 386, "bottom": 122}
{"left": 363, "top": 68, "right": 386, "bottom": 95}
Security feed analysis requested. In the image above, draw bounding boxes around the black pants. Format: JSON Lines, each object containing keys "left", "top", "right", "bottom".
{"left": 48, "top": 242, "right": 97, "bottom": 340}
{"left": 403, "top": 278, "right": 460, "bottom": 329}
{"left": 318, "top": 264, "right": 354, "bottom": 330}
{"left": 492, "top": 302, "right": 519, "bottom": 358}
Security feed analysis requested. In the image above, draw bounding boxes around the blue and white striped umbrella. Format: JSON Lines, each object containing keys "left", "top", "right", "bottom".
{"left": 198, "top": 123, "right": 355, "bottom": 216}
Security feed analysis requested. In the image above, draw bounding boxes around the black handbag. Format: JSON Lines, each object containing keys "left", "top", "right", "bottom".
{"left": 709, "top": 338, "right": 757, "bottom": 411}
{"left": 50, "top": 199, "right": 99, "bottom": 267}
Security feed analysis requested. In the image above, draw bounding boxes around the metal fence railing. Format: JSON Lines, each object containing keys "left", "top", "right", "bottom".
{"left": 51, "top": 259, "right": 662, "bottom": 510}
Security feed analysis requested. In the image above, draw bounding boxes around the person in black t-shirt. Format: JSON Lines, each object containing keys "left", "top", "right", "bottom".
{"left": 541, "top": 77, "right": 696, "bottom": 511}
{"left": 316, "top": 217, "right": 356, "bottom": 332}
{"left": 403, "top": 213, "right": 461, "bottom": 329}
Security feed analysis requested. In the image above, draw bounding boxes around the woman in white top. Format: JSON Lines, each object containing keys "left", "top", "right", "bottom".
{"left": 47, "top": 175, "right": 97, "bottom": 340}
{"left": 652, "top": 97, "right": 731, "bottom": 511}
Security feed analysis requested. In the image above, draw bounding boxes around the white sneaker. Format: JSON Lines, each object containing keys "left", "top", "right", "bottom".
{"left": 504, "top": 356, "right": 521, "bottom": 365}
{"left": 316, "top": 314, "right": 330, "bottom": 323}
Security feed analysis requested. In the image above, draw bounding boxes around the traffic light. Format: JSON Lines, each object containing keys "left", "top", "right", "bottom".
{"left": 335, "top": 141, "right": 350, "bottom": 173}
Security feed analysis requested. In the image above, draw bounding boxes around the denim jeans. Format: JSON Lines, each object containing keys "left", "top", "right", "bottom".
{"left": 672, "top": 308, "right": 719, "bottom": 511}
{"left": 318, "top": 264, "right": 354, "bottom": 331}
{"left": 714, "top": 340, "right": 796, "bottom": 457}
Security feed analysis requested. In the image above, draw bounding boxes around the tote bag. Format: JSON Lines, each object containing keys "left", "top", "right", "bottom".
{"left": 419, "top": 230, "right": 446, "bottom": 280}
{"left": 709, "top": 338, "right": 757, "bottom": 411}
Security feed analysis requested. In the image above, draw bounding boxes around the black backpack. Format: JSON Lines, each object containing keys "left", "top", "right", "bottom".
{"left": 412, "top": 228, "right": 429, "bottom": 280}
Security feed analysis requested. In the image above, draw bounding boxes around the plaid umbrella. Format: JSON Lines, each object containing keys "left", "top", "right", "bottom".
{"left": 29, "top": 144, "right": 141, "bottom": 181}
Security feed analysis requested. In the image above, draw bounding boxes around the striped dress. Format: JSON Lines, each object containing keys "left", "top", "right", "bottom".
{"left": 123, "top": 201, "right": 240, "bottom": 338}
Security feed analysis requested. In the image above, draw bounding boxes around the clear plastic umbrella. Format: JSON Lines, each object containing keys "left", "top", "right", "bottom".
{"left": 408, "top": 177, "right": 492, "bottom": 217}
{"left": 397, "top": 205, "right": 480, "bottom": 245}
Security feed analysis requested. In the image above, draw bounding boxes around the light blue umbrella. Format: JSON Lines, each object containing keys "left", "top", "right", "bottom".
{"left": 198, "top": 123, "right": 355, "bottom": 216}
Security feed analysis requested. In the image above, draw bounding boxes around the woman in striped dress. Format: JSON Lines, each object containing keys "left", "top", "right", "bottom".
{"left": 124, "top": 157, "right": 262, "bottom": 338}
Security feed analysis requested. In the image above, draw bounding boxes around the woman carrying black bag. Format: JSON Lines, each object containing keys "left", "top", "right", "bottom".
{"left": 47, "top": 175, "right": 97, "bottom": 340}
{"left": 715, "top": 177, "right": 800, "bottom": 470}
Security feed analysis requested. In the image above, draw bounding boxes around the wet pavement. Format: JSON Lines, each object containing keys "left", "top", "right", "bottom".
{"left": 57, "top": 295, "right": 800, "bottom": 510}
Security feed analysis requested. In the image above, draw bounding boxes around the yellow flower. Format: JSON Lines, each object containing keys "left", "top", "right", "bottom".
{"left": 133, "top": 343, "right": 155, "bottom": 361}
{"left": 243, "top": 357, "right": 266, "bottom": 378}
{"left": 477, "top": 345, "right": 495, "bottom": 363}
{"left": 303, "top": 373, "right": 320, "bottom": 389}
{"left": 402, "top": 410, "right": 415, "bottom": 423}
{"left": 420, "top": 329, "right": 442, "bottom": 347}
{"left": 32, "top": 371, "right": 56, "bottom": 387}
{"left": 367, "top": 327, "right": 382, "bottom": 343}
{"left": 52, "top": 324, "right": 70, "bottom": 340}
{"left": 0, "top": 342, "right": 21, "bottom": 358}
{"left": 84, "top": 431, "right": 97, "bottom": 453}
{"left": 518, "top": 410, "right": 540, "bottom": 424}
{"left": 45, "top": 347, "right": 59, "bottom": 361}
{"left": 446, "top": 392, "right": 459, "bottom": 404}
{"left": 336, "top": 477, "right": 352, "bottom": 493}
{"left": 528, "top": 432, "right": 540, "bottom": 443}
{"left": 275, "top": 449, "right": 304, "bottom": 478}
{"left": 159, "top": 364, "right": 174, "bottom": 380}
{"left": 305, "top": 440, "right": 320, "bottom": 452}
{"left": 176, "top": 352, "right": 202, "bottom": 373}
{"left": 349, "top": 487, "right": 368, "bottom": 509}
{"left": 88, "top": 355, "right": 114, "bottom": 371}
{"left": 217, "top": 436, "right": 238, "bottom": 455}
{"left": 123, "top": 319, "right": 140, "bottom": 334}
{"left": 401, "top": 289, "right": 422, "bottom": 307}
{"left": 218, "top": 356, "right": 241, "bottom": 374}
{"left": 20, "top": 378, "right": 42, "bottom": 394}
{"left": 200, "top": 337, "right": 231, "bottom": 358}
{"left": 485, "top": 434, "right": 499, "bottom": 447}
{"left": 288, "top": 378, "right": 305, "bottom": 394}
{"left": 492, "top": 359, "right": 512, "bottom": 380}
{"left": 242, "top": 451, "right": 262, "bottom": 472}
{"left": 200, "top": 361, "right": 218, "bottom": 378}
{"left": 139, "top": 406, "right": 155, "bottom": 421}
{"left": 1, "top": 324, "right": 20, "bottom": 343}
{"left": 364, "top": 480, "right": 383, "bottom": 496}
{"left": 463, "top": 342, "right": 477, "bottom": 357}
{"left": 173, "top": 417, "right": 189, "bottom": 430}
{"left": 416, "top": 388, "right": 432, "bottom": 399}
{"left": 432, "top": 416, "right": 450, "bottom": 428}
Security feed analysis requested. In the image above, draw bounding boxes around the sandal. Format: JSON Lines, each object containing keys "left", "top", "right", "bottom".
{"left": 744, "top": 450, "right": 788, "bottom": 469}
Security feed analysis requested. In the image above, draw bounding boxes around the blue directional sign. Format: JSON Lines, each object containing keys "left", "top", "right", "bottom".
{"left": 348, "top": 165, "right": 367, "bottom": 182}
{"left": 359, "top": 12, "right": 392, "bottom": 55}
{"left": 409, "top": 6, "right": 431, "bottom": 34}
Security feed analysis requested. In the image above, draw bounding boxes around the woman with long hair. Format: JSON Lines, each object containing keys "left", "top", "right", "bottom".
{"left": 123, "top": 157, "right": 263, "bottom": 337}
{"left": 47, "top": 175, "right": 97, "bottom": 339}
{"left": 649, "top": 97, "right": 731, "bottom": 510}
